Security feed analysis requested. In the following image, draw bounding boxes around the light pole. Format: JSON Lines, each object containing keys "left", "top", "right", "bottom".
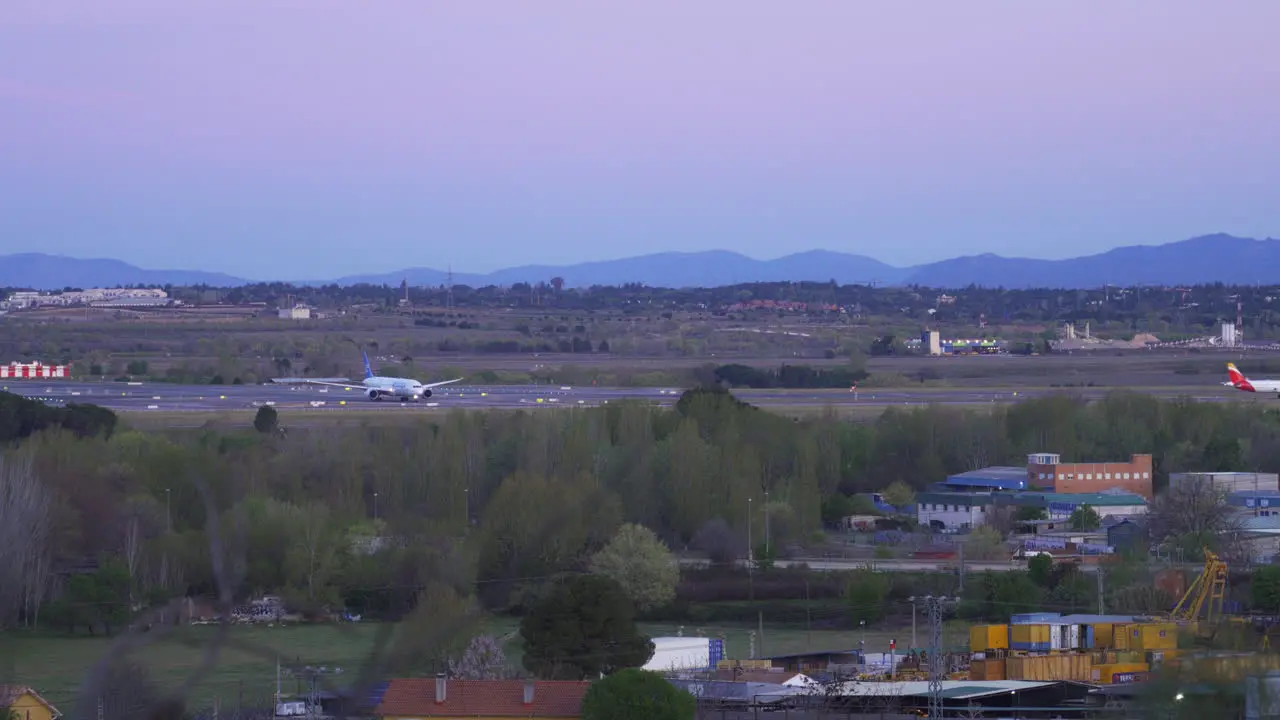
{"left": 373, "top": 492, "right": 379, "bottom": 520}
{"left": 747, "top": 498, "right": 754, "bottom": 569}
{"left": 763, "top": 489, "right": 771, "bottom": 558}
{"left": 165, "top": 488, "right": 171, "bottom": 534}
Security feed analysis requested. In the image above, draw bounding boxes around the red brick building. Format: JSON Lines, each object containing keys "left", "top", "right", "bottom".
{"left": 1025, "top": 452, "right": 1154, "bottom": 500}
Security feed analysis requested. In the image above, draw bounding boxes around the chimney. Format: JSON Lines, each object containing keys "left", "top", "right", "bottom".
{"left": 435, "top": 674, "right": 446, "bottom": 704}
{"left": 523, "top": 681, "right": 535, "bottom": 706}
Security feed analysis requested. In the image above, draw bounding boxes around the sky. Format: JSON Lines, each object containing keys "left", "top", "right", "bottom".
{"left": 1, "top": 1, "right": 1278, "bottom": 280}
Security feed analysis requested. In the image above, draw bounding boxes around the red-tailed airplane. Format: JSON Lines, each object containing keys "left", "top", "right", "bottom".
{"left": 1225, "top": 362, "right": 1280, "bottom": 396}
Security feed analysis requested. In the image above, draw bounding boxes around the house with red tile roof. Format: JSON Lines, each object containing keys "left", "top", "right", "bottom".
{"left": 376, "top": 676, "right": 590, "bottom": 719}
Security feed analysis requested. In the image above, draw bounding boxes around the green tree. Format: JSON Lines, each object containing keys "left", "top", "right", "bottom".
{"left": 253, "top": 405, "right": 278, "bottom": 434}
{"left": 520, "top": 575, "right": 654, "bottom": 680}
{"left": 386, "top": 582, "right": 482, "bottom": 676}
{"left": 1254, "top": 566, "right": 1280, "bottom": 613}
{"left": 589, "top": 524, "right": 679, "bottom": 613}
{"left": 1027, "top": 553, "right": 1054, "bottom": 587}
{"left": 1015, "top": 506, "right": 1048, "bottom": 522}
{"left": 965, "top": 526, "right": 1007, "bottom": 560}
{"left": 881, "top": 480, "right": 915, "bottom": 509}
{"left": 581, "top": 668, "right": 696, "bottom": 720}
{"left": 847, "top": 569, "right": 890, "bottom": 625}
{"left": 1069, "top": 504, "right": 1102, "bottom": 531}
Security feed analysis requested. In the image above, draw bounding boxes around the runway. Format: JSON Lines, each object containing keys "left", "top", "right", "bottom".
{"left": 0, "top": 379, "right": 1244, "bottom": 413}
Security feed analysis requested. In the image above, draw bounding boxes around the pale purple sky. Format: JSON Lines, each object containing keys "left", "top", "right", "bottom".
{"left": 2, "top": 0, "right": 1278, "bottom": 279}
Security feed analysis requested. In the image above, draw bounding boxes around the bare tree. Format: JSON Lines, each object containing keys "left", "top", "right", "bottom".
{"left": 0, "top": 452, "right": 52, "bottom": 627}
{"left": 1147, "top": 481, "right": 1243, "bottom": 559}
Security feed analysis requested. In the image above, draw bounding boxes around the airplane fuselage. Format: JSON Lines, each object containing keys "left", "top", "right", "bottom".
{"left": 1231, "top": 379, "right": 1280, "bottom": 394}
{"left": 1226, "top": 363, "right": 1280, "bottom": 396}
{"left": 362, "top": 376, "right": 429, "bottom": 401}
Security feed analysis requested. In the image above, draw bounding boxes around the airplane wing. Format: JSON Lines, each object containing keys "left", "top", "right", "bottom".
{"left": 422, "top": 378, "right": 464, "bottom": 389}
{"left": 296, "top": 380, "right": 368, "bottom": 390}
{"left": 270, "top": 377, "right": 363, "bottom": 389}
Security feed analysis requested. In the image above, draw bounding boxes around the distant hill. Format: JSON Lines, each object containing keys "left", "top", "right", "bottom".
{"left": 902, "top": 234, "right": 1280, "bottom": 288}
{"left": 1, "top": 234, "right": 1277, "bottom": 290}
{"left": 326, "top": 249, "right": 908, "bottom": 289}
{"left": 0, "top": 253, "right": 246, "bottom": 289}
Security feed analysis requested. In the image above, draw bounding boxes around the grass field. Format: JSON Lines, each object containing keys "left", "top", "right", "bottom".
{"left": 6, "top": 618, "right": 973, "bottom": 711}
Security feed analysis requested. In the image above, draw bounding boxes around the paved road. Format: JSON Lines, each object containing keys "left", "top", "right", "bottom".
{"left": 678, "top": 556, "right": 1101, "bottom": 573}
{"left": 0, "top": 379, "right": 1242, "bottom": 413}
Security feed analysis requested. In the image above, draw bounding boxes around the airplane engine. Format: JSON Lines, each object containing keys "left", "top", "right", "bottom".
{"left": 367, "top": 389, "right": 380, "bottom": 401}
{"left": 422, "top": 389, "right": 432, "bottom": 398}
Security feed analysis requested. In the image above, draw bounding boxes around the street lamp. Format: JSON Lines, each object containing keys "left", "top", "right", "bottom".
{"left": 373, "top": 492, "right": 379, "bottom": 520}
{"left": 747, "top": 498, "right": 754, "bottom": 569}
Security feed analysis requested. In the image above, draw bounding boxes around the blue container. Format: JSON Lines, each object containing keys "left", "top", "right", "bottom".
{"left": 1085, "top": 626, "right": 1096, "bottom": 649}
{"left": 1011, "top": 612, "right": 1061, "bottom": 624}
{"left": 708, "top": 638, "right": 726, "bottom": 668}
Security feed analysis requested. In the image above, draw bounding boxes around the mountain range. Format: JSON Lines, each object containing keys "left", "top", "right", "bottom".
{"left": 0, "top": 234, "right": 1275, "bottom": 291}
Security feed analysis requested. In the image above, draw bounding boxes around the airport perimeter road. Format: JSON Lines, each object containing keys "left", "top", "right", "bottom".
{"left": 2, "top": 379, "right": 1237, "bottom": 413}
{"left": 677, "top": 556, "right": 1101, "bottom": 573}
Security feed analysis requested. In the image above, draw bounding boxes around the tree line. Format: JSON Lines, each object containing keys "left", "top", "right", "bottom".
{"left": 1, "top": 386, "right": 1277, "bottom": 636}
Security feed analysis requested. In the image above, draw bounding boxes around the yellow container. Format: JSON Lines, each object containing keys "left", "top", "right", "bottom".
{"left": 1010, "top": 624, "right": 1051, "bottom": 648}
{"left": 1090, "top": 662, "right": 1150, "bottom": 684}
{"left": 1091, "top": 623, "right": 1115, "bottom": 649}
{"left": 1125, "top": 622, "right": 1178, "bottom": 651}
{"left": 970, "top": 624, "right": 1010, "bottom": 652}
{"left": 1006, "top": 654, "right": 1092, "bottom": 682}
{"left": 1113, "top": 624, "right": 1131, "bottom": 650}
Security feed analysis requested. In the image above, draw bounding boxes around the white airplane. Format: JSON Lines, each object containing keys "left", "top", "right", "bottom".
{"left": 1225, "top": 362, "right": 1280, "bottom": 397}
{"left": 283, "top": 351, "right": 462, "bottom": 402}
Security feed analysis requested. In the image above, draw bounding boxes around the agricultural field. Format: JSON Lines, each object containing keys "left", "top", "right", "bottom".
{"left": 0, "top": 304, "right": 1268, "bottom": 391}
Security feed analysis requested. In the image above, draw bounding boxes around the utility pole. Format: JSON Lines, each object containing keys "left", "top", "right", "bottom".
{"left": 1097, "top": 565, "right": 1105, "bottom": 614}
{"left": 908, "top": 597, "right": 918, "bottom": 650}
{"left": 747, "top": 497, "right": 754, "bottom": 600}
{"left": 758, "top": 611, "right": 765, "bottom": 659}
{"left": 924, "top": 595, "right": 951, "bottom": 720}
{"left": 957, "top": 541, "right": 966, "bottom": 592}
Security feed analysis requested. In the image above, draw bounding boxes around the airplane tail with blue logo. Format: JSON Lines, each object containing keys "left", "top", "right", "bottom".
{"left": 363, "top": 351, "right": 376, "bottom": 379}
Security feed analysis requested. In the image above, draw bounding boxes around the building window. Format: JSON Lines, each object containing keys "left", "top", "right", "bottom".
{"left": 1143, "top": 472, "right": 1149, "bottom": 479}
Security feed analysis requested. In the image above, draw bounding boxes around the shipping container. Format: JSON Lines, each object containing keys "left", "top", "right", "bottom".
{"left": 1051, "top": 624, "right": 1082, "bottom": 650}
{"left": 1012, "top": 612, "right": 1062, "bottom": 624}
{"left": 1006, "top": 654, "right": 1092, "bottom": 682}
{"left": 1010, "top": 624, "right": 1051, "bottom": 652}
{"left": 970, "top": 624, "right": 1010, "bottom": 652}
{"left": 1091, "top": 623, "right": 1115, "bottom": 649}
{"left": 969, "top": 658, "right": 1007, "bottom": 681}
{"left": 1090, "top": 662, "right": 1150, "bottom": 684}
{"left": 1123, "top": 623, "right": 1178, "bottom": 651}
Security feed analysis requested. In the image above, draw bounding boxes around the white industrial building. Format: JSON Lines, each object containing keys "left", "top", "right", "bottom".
{"left": 1170, "top": 472, "right": 1280, "bottom": 495}
{"left": 278, "top": 306, "right": 312, "bottom": 320}
{"left": 2, "top": 287, "right": 168, "bottom": 309}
